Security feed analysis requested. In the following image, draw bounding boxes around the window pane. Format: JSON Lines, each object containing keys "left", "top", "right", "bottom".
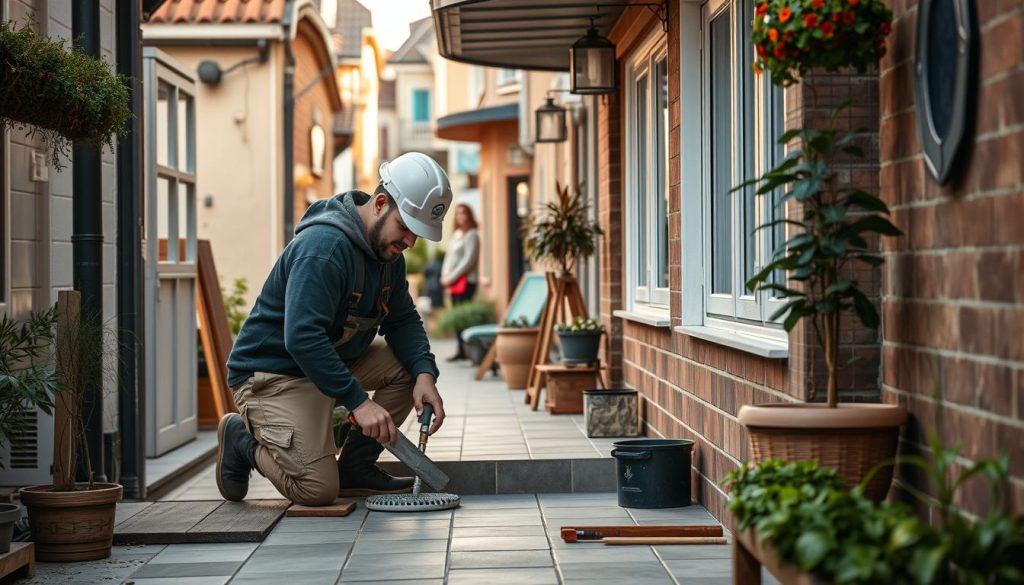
{"left": 710, "top": 9, "right": 732, "bottom": 295}
{"left": 655, "top": 57, "right": 669, "bottom": 289}
{"left": 412, "top": 90, "right": 430, "bottom": 122}
{"left": 636, "top": 73, "right": 649, "bottom": 287}
{"left": 177, "top": 91, "right": 194, "bottom": 173}
{"left": 741, "top": 3, "right": 757, "bottom": 288}
{"left": 156, "top": 82, "right": 171, "bottom": 167}
{"left": 768, "top": 82, "right": 787, "bottom": 289}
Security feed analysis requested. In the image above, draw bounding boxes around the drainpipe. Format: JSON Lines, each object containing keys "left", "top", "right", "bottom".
{"left": 282, "top": 1, "right": 296, "bottom": 245}
{"left": 72, "top": 0, "right": 106, "bottom": 483}
{"left": 518, "top": 72, "right": 533, "bottom": 157}
{"left": 115, "top": 0, "right": 145, "bottom": 498}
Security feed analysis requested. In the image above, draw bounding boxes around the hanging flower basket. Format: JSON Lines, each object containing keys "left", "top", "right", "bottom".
{"left": 752, "top": 0, "right": 893, "bottom": 87}
{"left": 0, "top": 21, "right": 130, "bottom": 168}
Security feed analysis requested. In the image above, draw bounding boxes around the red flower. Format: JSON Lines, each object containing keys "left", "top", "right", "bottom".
{"left": 803, "top": 13, "right": 818, "bottom": 27}
{"left": 773, "top": 42, "right": 787, "bottom": 59}
{"left": 768, "top": 27, "right": 780, "bottom": 42}
{"left": 820, "top": 20, "right": 835, "bottom": 37}
{"left": 880, "top": 22, "right": 892, "bottom": 35}
{"left": 757, "top": 43, "right": 768, "bottom": 58}
{"left": 779, "top": 7, "right": 792, "bottom": 22}
{"left": 832, "top": 12, "right": 840, "bottom": 21}
{"left": 812, "top": 0, "right": 824, "bottom": 7}
{"left": 757, "top": 2, "right": 769, "bottom": 15}
{"left": 848, "top": 0, "right": 860, "bottom": 4}
{"left": 791, "top": 48, "right": 800, "bottom": 57}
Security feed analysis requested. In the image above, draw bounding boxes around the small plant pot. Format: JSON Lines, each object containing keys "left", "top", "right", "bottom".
{"left": 21, "top": 483, "right": 122, "bottom": 562}
{"left": 556, "top": 331, "right": 602, "bottom": 364}
{"left": 494, "top": 327, "right": 539, "bottom": 389}
{"left": 0, "top": 503, "right": 21, "bottom": 554}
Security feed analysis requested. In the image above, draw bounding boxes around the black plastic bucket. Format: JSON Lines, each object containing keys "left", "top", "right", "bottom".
{"left": 610, "top": 439, "right": 693, "bottom": 508}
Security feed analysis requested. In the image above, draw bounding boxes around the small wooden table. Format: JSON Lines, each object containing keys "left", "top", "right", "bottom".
{"left": 535, "top": 363, "right": 603, "bottom": 415}
{"left": 0, "top": 542, "right": 34, "bottom": 581}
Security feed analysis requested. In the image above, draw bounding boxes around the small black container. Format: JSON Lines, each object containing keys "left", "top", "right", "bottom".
{"left": 611, "top": 439, "right": 693, "bottom": 508}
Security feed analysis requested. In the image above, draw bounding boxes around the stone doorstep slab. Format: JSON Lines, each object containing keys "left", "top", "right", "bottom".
{"left": 378, "top": 457, "right": 616, "bottom": 495}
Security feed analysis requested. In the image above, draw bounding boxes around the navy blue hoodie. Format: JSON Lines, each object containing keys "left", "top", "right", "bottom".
{"left": 226, "top": 191, "right": 439, "bottom": 411}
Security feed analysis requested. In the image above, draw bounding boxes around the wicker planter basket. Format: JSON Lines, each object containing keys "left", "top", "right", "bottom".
{"left": 738, "top": 403, "right": 906, "bottom": 501}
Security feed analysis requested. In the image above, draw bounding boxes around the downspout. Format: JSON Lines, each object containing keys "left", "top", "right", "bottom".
{"left": 72, "top": 0, "right": 106, "bottom": 483}
{"left": 116, "top": 0, "right": 145, "bottom": 498}
{"left": 282, "top": 1, "right": 296, "bottom": 245}
{"left": 518, "top": 72, "right": 533, "bottom": 157}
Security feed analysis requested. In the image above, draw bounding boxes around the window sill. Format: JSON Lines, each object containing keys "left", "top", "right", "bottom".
{"left": 675, "top": 325, "right": 788, "bottom": 359}
{"left": 614, "top": 309, "right": 671, "bottom": 328}
{"left": 496, "top": 82, "right": 521, "bottom": 96}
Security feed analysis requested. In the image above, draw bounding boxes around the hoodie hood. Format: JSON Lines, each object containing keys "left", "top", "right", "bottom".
{"left": 295, "top": 190, "right": 377, "bottom": 260}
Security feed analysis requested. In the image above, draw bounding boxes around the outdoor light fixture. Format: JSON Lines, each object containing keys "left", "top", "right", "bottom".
{"left": 570, "top": 18, "right": 617, "bottom": 95}
{"left": 535, "top": 97, "right": 568, "bottom": 143}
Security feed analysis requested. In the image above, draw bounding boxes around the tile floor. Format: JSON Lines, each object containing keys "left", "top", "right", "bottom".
{"left": 61, "top": 492, "right": 780, "bottom": 585}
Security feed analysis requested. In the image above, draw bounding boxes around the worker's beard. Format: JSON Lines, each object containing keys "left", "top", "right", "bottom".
{"left": 369, "top": 207, "right": 405, "bottom": 263}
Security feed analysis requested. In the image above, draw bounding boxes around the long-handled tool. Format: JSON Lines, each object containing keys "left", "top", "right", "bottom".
{"left": 363, "top": 404, "right": 461, "bottom": 512}
{"left": 561, "top": 525, "right": 724, "bottom": 543}
{"left": 347, "top": 411, "right": 449, "bottom": 491}
{"left": 602, "top": 536, "right": 728, "bottom": 546}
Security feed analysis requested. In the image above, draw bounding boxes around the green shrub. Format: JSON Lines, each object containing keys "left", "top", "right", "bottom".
{"left": 0, "top": 20, "right": 131, "bottom": 169}
{"left": 434, "top": 300, "right": 494, "bottom": 337}
{"left": 403, "top": 239, "right": 429, "bottom": 274}
{"left": 221, "top": 277, "right": 249, "bottom": 338}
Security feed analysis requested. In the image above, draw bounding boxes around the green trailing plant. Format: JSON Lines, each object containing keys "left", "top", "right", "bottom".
{"left": 0, "top": 20, "right": 131, "bottom": 169}
{"left": 741, "top": 106, "right": 901, "bottom": 407}
{"left": 554, "top": 316, "right": 605, "bottom": 334}
{"left": 502, "top": 316, "right": 531, "bottom": 329}
{"left": 434, "top": 300, "right": 495, "bottom": 337}
{"left": 0, "top": 308, "right": 62, "bottom": 467}
{"left": 221, "top": 277, "right": 249, "bottom": 339}
{"left": 522, "top": 182, "right": 602, "bottom": 277}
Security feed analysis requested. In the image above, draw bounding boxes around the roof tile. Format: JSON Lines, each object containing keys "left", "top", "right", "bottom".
{"left": 147, "top": 0, "right": 286, "bottom": 25}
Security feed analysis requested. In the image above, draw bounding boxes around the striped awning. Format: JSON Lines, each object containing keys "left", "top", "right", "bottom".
{"left": 432, "top": 0, "right": 625, "bottom": 71}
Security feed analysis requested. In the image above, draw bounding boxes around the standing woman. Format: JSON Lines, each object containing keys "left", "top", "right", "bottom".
{"left": 441, "top": 204, "right": 480, "bottom": 361}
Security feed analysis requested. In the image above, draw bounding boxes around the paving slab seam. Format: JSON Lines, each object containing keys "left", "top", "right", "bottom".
{"left": 336, "top": 501, "right": 373, "bottom": 583}
{"left": 535, "top": 493, "right": 568, "bottom": 585}
{"left": 442, "top": 499, "right": 457, "bottom": 584}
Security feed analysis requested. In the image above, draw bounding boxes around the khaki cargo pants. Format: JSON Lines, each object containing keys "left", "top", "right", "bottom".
{"left": 231, "top": 343, "right": 415, "bottom": 506}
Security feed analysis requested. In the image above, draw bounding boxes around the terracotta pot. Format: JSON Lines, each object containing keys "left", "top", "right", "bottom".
{"left": 738, "top": 403, "right": 906, "bottom": 501}
{"left": 21, "top": 483, "right": 122, "bottom": 562}
{"left": 494, "top": 327, "right": 539, "bottom": 389}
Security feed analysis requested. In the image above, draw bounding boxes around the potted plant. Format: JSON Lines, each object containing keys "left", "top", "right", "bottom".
{"left": 0, "top": 21, "right": 130, "bottom": 169}
{"left": 737, "top": 0, "right": 905, "bottom": 500}
{"left": 19, "top": 292, "right": 122, "bottom": 562}
{"left": 0, "top": 309, "right": 64, "bottom": 554}
{"left": 494, "top": 316, "right": 538, "bottom": 389}
{"left": 554, "top": 316, "right": 605, "bottom": 365}
{"left": 521, "top": 181, "right": 602, "bottom": 279}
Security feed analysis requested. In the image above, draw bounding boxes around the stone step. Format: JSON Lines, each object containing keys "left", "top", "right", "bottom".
{"left": 379, "top": 457, "right": 616, "bottom": 495}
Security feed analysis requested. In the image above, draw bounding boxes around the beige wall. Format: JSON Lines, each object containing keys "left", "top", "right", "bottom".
{"left": 154, "top": 45, "right": 281, "bottom": 309}
{"left": 293, "top": 21, "right": 338, "bottom": 217}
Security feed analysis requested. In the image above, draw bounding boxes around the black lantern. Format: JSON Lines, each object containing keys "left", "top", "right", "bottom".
{"left": 570, "top": 24, "right": 616, "bottom": 95}
{"left": 535, "top": 98, "right": 567, "bottom": 143}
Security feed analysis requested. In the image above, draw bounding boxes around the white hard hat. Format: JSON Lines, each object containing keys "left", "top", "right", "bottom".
{"left": 378, "top": 152, "right": 453, "bottom": 242}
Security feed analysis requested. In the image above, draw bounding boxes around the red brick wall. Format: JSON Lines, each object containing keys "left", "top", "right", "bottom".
{"left": 598, "top": 1, "right": 883, "bottom": 523}
{"left": 880, "top": 2, "right": 1024, "bottom": 516}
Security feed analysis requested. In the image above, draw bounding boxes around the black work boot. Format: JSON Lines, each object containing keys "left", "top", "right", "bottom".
{"left": 216, "top": 413, "right": 259, "bottom": 502}
{"left": 337, "top": 428, "right": 415, "bottom": 496}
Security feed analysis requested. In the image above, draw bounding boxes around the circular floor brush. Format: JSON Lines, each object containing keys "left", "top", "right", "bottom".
{"left": 365, "top": 492, "right": 461, "bottom": 512}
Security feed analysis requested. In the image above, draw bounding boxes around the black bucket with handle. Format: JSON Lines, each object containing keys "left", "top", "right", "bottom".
{"left": 610, "top": 439, "right": 693, "bottom": 508}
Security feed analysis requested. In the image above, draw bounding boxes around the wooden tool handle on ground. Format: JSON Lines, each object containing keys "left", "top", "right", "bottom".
{"left": 560, "top": 525, "right": 724, "bottom": 542}
{"left": 602, "top": 536, "right": 729, "bottom": 546}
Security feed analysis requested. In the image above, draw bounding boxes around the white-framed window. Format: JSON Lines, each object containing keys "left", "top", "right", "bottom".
{"left": 700, "top": 0, "right": 786, "bottom": 333}
{"left": 625, "top": 31, "right": 670, "bottom": 312}
{"left": 496, "top": 68, "right": 520, "bottom": 85}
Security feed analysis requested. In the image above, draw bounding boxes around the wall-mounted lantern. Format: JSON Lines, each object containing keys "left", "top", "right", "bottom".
{"left": 535, "top": 97, "right": 568, "bottom": 143}
{"left": 570, "top": 22, "right": 617, "bottom": 95}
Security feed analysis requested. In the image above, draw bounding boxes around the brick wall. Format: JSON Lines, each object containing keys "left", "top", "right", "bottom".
{"left": 598, "top": 0, "right": 883, "bottom": 523}
{"left": 880, "top": 2, "right": 1024, "bottom": 516}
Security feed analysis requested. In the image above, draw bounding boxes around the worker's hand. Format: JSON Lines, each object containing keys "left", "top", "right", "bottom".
{"left": 412, "top": 373, "right": 445, "bottom": 435}
{"left": 350, "top": 399, "right": 397, "bottom": 446}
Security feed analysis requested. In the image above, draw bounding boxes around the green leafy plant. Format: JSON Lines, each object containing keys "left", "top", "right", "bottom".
{"left": 522, "top": 182, "right": 602, "bottom": 276}
{"left": 554, "top": 316, "right": 605, "bottom": 334}
{"left": 221, "top": 278, "right": 249, "bottom": 338}
{"left": 502, "top": 316, "right": 531, "bottom": 329}
{"left": 742, "top": 107, "right": 901, "bottom": 407}
{"left": 403, "top": 239, "right": 430, "bottom": 274}
{"left": 0, "top": 308, "right": 62, "bottom": 467}
{"left": 751, "top": 0, "right": 893, "bottom": 87}
{"left": 434, "top": 300, "right": 495, "bottom": 337}
{"left": 0, "top": 20, "right": 131, "bottom": 169}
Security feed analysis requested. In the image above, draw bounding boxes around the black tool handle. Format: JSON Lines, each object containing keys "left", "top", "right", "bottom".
{"left": 419, "top": 403, "right": 434, "bottom": 426}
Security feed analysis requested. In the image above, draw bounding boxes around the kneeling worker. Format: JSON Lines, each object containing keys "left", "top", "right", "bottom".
{"left": 216, "top": 152, "right": 451, "bottom": 505}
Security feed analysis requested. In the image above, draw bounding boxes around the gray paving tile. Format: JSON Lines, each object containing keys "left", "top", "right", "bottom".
{"left": 148, "top": 543, "right": 258, "bottom": 564}
{"left": 355, "top": 527, "right": 452, "bottom": 540}
{"left": 131, "top": 561, "right": 242, "bottom": 578}
{"left": 554, "top": 545, "right": 658, "bottom": 563}
{"left": 457, "top": 494, "right": 538, "bottom": 508}
{"left": 130, "top": 578, "right": 230, "bottom": 585}
{"left": 361, "top": 518, "right": 452, "bottom": 531}
{"left": 350, "top": 538, "right": 448, "bottom": 555}
{"left": 229, "top": 570, "right": 340, "bottom": 585}
{"left": 261, "top": 530, "right": 358, "bottom": 546}
{"left": 542, "top": 506, "right": 631, "bottom": 519}
{"left": 451, "top": 535, "right": 551, "bottom": 551}
{"left": 110, "top": 544, "right": 167, "bottom": 560}
{"left": 273, "top": 517, "right": 365, "bottom": 532}
{"left": 664, "top": 558, "right": 732, "bottom": 579}
{"left": 452, "top": 525, "right": 547, "bottom": 538}
{"left": 538, "top": 492, "right": 619, "bottom": 507}
{"left": 342, "top": 556, "right": 446, "bottom": 580}
{"left": 338, "top": 580, "right": 442, "bottom": 585}
{"left": 449, "top": 550, "right": 554, "bottom": 569}
{"left": 653, "top": 544, "right": 732, "bottom": 560}
{"left": 455, "top": 507, "right": 542, "bottom": 518}
{"left": 447, "top": 568, "right": 560, "bottom": 585}
{"left": 241, "top": 544, "right": 347, "bottom": 573}
{"left": 558, "top": 561, "right": 674, "bottom": 582}
{"left": 497, "top": 460, "right": 571, "bottom": 493}
{"left": 453, "top": 514, "right": 544, "bottom": 528}
{"left": 571, "top": 459, "right": 617, "bottom": 492}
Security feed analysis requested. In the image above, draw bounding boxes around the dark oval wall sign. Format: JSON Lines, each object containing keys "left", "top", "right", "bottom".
{"left": 913, "top": 0, "right": 978, "bottom": 185}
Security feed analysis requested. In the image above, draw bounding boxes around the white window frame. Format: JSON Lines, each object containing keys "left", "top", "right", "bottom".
{"left": 625, "top": 30, "right": 670, "bottom": 314}
{"left": 700, "top": 0, "right": 786, "bottom": 335}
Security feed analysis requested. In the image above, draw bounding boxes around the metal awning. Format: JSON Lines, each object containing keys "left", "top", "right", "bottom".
{"left": 432, "top": 0, "right": 625, "bottom": 71}
{"left": 436, "top": 103, "right": 519, "bottom": 141}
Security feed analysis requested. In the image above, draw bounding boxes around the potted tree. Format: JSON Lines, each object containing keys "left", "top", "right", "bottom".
{"left": 19, "top": 292, "right": 122, "bottom": 562}
{"left": 494, "top": 316, "right": 538, "bottom": 389}
{"left": 737, "top": 0, "right": 905, "bottom": 501}
{"left": 554, "top": 316, "right": 605, "bottom": 365}
{"left": 0, "top": 309, "right": 64, "bottom": 554}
